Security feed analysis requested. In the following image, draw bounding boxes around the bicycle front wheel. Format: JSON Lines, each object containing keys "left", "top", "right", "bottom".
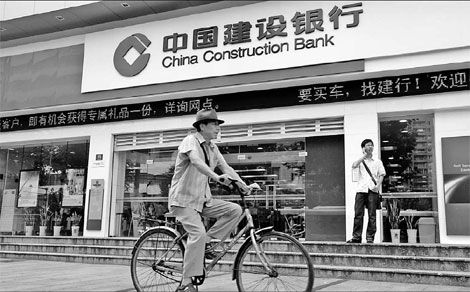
{"left": 131, "top": 228, "right": 185, "bottom": 292}
{"left": 234, "top": 231, "right": 314, "bottom": 292}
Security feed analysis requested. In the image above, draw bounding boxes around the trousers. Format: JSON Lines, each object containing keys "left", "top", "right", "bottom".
{"left": 351, "top": 190, "right": 378, "bottom": 241}
{"left": 170, "top": 199, "right": 242, "bottom": 278}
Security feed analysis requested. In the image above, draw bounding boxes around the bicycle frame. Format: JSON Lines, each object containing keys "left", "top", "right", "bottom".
{"left": 204, "top": 208, "right": 274, "bottom": 275}
{"left": 145, "top": 186, "right": 276, "bottom": 278}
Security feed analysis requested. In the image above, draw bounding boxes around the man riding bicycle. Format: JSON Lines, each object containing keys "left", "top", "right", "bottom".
{"left": 168, "top": 108, "right": 250, "bottom": 292}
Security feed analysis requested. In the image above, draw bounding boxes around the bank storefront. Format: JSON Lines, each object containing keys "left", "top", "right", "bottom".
{"left": 1, "top": 1, "right": 469, "bottom": 245}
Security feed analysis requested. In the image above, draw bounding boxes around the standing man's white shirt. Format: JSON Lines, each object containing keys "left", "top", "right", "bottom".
{"left": 353, "top": 157, "right": 386, "bottom": 193}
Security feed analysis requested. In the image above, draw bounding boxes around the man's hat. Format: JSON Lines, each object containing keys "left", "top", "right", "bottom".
{"left": 192, "top": 108, "right": 225, "bottom": 128}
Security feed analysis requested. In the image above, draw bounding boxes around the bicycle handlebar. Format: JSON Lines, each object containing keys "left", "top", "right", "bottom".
{"left": 219, "top": 177, "right": 261, "bottom": 197}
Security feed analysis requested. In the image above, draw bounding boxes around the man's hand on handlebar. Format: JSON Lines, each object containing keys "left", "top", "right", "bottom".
{"left": 217, "top": 175, "right": 261, "bottom": 196}
{"left": 216, "top": 174, "right": 232, "bottom": 186}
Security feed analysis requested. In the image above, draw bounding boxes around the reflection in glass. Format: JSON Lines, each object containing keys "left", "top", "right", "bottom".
{"left": 380, "top": 116, "right": 434, "bottom": 193}
{"left": 379, "top": 115, "right": 437, "bottom": 242}
{"left": 115, "top": 139, "right": 307, "bottom": 237}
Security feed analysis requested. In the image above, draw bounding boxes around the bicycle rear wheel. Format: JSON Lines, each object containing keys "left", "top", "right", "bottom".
{"left": 131, "top": 228, "right": 185, "bottom": 292}
{"left": 234, "top": 231, "right": 314, "bottom": 292}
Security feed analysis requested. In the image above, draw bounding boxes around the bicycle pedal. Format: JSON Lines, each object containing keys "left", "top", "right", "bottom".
{"left": 191, "top": 270, "right": 206, "bottom": 286}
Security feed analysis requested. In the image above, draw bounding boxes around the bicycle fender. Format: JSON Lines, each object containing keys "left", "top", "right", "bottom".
{"left": 232, "top": 226, "right": 274, "bottom": 280}
{"left": 131, "top": 226, "right": 182, "bottom": 255}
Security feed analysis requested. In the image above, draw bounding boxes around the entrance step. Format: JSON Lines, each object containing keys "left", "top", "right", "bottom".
{"left": 0, "top": 236, "right": 468, "bottom": 287}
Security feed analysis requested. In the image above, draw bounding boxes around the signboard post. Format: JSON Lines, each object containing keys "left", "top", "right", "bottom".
{"left": 86, "top": 179, "right": 104, "bottom": 231}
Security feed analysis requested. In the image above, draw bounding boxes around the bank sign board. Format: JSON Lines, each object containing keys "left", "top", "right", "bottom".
{"left": 81, "top": 1, "right": 470, "bottom": 93}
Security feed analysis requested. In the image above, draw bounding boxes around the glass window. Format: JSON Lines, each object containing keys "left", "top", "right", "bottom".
{"left": 113, "top": 148, "right": 176, "bottom": 237}
{"left": 379, "top": 114, "right": 438, "bottom": 242}
{"left": 380, "top": 117, "right": 434, "bottom": 193}
{"left": 221, "top": 139, "right": 307, "bottom": 238}
{"left": 219, "top": 139, "right": 306, "bottom": 210}
{"left": 113, "top": 139, "right": 307, "bottom": 238}
{"left": 0, "top": 140, "right": 89, "bottom": 236}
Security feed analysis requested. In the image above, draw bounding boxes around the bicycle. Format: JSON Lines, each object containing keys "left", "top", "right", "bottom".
{"left": 130, "top": 179, "right": 314, "bottom": 292}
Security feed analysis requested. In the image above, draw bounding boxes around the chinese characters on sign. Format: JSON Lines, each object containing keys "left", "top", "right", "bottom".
{"left": 163, "top": 2, "right": 363, "bottom": 53}
{"left": 1, "top": 97, "right": 217, "bottom": 132}
{"left": 296, "top": 70, "right": 469, "bottom": 104}
{"left": 160, "top": 2, "right": 363, "bottom": 68}
{"left": 1, "top": 69, "right": 468, "bottom": 132}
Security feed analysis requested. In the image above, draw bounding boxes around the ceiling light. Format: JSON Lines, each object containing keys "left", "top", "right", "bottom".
{"left": 399, "top": 119, "right": 408, "bottom": 123}
{"left": 257, "top": 147, "right": 263, "bottom": 150}
{"left": 55, "top": 16, "right": 65, "bottom": 21}
{"left": 121, "top": 3, "right": 130, "bottom": 8}
{"left": 382, "top": 140, "right": 389, "bottom": 143}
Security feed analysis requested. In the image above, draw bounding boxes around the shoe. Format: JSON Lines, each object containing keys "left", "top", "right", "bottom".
{"left": 204, "top": 243, "right": 220, "bottom": 260}
{"left": 346, "top": 238, "right": 361, "bottom": 243}
{"left": 175, "top": 283, "right": 197, "bottom": 292}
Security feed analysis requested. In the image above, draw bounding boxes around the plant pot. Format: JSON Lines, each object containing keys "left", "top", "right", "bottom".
{"left": 71, "top": 226, "right": 80, "bottom": 237}
{"left": 390, "top": 229, "right": 400, "bottom": 243}
{"left": 407, "top": 229, "right": 417, "bottom": 243}
{"left": 25, "top": 225, "right": 34, "bottom": 236}
{"left": 53, "top": 226, "right": 62, "bottom": 236}
{"left": 39, "top": 226, "right": 47, "bottom": 236}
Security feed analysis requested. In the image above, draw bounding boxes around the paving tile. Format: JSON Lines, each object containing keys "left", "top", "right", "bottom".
{"left": 0, "top": 258, "right": 467, "bottom": 292}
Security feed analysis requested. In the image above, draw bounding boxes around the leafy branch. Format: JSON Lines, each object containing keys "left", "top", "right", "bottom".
{"left": 24, "top": 208, "right": 36, "bottom": 226}
{"left": 39, "top": 207, "right": 52, "bottom": 226}
{"left": 404, "top": 213, "right": 416, "bottom": 229}
{"left": 386, "top": 199, "right": 401, "bottom": 229}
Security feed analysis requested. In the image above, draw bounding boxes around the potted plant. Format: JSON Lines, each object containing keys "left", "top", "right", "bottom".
{"left": 70, "top": 211, "right": 82, "bottom": 237}
{"left": 24, "top": 208, "right": 35, "bottom": 236}
{"left": 39, "top": 207, "right": 51, "bottom": 236}
{"left": 53, "top": 212, "right": 63, "bottom": 236}
{"left": 386, "top": 198, "right": 401, "bottom": 243}
{"left": 404, "top": 211, "right": 418, "bottom": 243}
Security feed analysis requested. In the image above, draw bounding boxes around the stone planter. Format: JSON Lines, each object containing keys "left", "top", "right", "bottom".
{"left": 390, "top": 229, "right": 400, "bottom": 243}
{"left": 407, "top": 229, "right": 417, "bottom": 243}
{"left": 53, "top": 226, "right": 62, "bottom": 236}
{"left": 25, "top": 225, "right": 34, "bottom": 236}
{"left": 39, "top": 226, "right": 47, "bottom": 236}
{"left": 71, "top": 225, "right": 80, "bottom": 237}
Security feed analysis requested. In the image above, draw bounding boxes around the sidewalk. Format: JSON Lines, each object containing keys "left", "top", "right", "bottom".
{"left": 0, "top": 258, "right": 467, "bottom": 292}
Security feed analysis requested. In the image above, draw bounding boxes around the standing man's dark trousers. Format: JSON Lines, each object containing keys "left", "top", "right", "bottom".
{"left": 352, "top": 190, "right": 378, "bottom": 242}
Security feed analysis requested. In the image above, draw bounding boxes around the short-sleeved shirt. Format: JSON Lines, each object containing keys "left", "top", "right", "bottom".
{"left": 168, "top": 132, "right": 225, "bottom": 212}
{"left": 353, "top": 157, "right": 386, "bottom": 193}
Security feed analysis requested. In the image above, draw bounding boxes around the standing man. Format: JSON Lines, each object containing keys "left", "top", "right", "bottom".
{"left": 169, "top": 108, "right": 250, "bottom": 292}
{"left": 347, "top": 139, "right": 386, "bottom": 244}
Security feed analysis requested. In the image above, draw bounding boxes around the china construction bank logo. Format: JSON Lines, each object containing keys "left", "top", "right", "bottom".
{"left": 113, "top": 33, "right": 152, "bottom": 77}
